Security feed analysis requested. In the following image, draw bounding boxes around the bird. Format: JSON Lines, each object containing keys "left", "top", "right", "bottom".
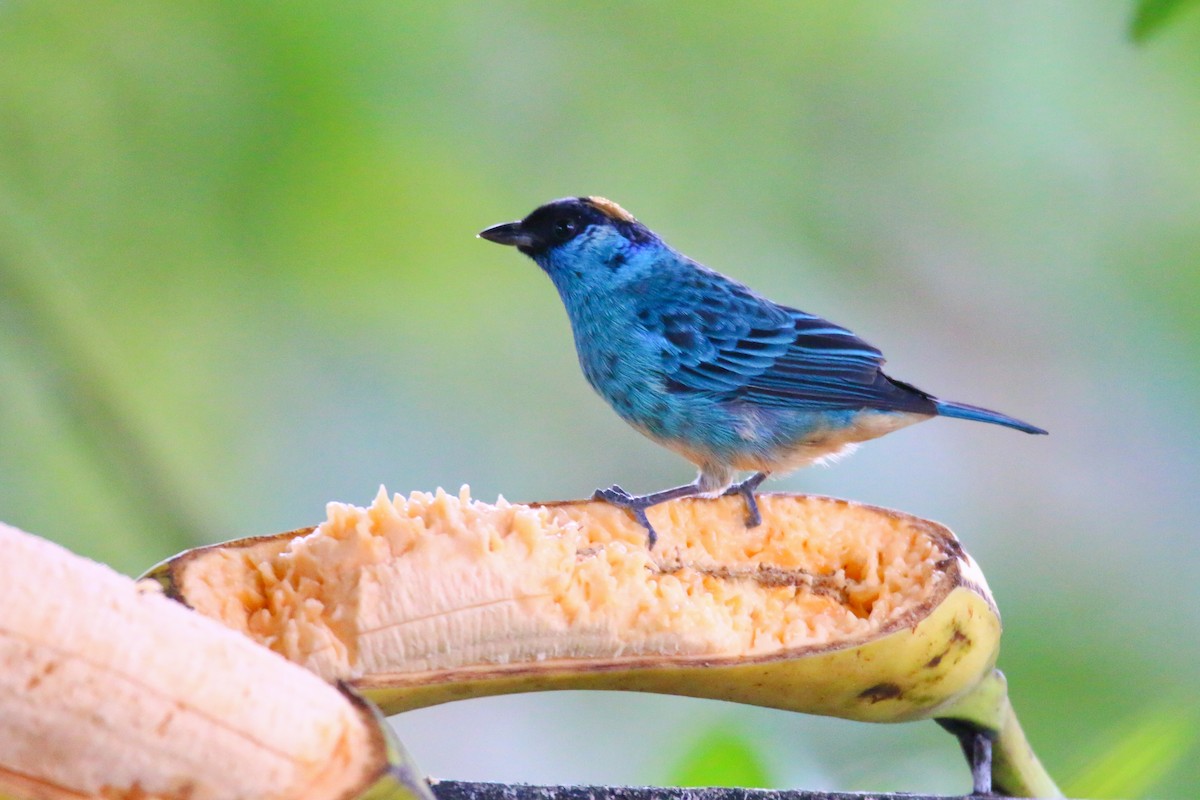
{"left": 479, "top": 196, "right": 1046, "bottom": 547}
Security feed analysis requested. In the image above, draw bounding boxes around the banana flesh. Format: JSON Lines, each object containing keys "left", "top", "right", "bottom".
{"left": 0, "top": 521, "right": 433, "bottom": 800}
{"left": 147, "top": 487, "right": 1062, "bottom": 797}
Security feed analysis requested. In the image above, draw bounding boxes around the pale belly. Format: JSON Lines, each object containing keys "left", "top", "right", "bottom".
{"left": 639, "top": 407, "right": 933, "bottom": 476}
{"left": 731, "top": 410, "right": 932, "bottom": 472}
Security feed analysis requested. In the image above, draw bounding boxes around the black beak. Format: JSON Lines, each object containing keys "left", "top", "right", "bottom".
{"left": 478, "top": 221, "right": 536, "bottom": 249}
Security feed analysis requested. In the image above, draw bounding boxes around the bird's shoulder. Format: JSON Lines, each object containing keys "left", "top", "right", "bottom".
{"left": 628, "top": 260, "right": 880, "bottom": 365}
{"left": 627, "top": 258, "right": 788, "bottom": 334}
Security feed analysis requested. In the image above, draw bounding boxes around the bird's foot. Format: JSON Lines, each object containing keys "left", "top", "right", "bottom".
{"left": 722, "top": 472, "right": 768, "bottom": 528}
{"left": 592, "top": 484, "right": 660, "bottom": 548}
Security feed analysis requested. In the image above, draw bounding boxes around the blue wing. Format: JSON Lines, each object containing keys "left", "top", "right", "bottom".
{"left": 645, "top": 264, "right": 935, "bottom": 414}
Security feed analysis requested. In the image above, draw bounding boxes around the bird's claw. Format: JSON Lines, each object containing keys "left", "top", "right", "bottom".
{"left": 742, "top": 497, "right": 762, "bottom": 528}
{"left": 591, "top": 485, "right": 660, "bottom": 548}
{"left": 593, "top": 485, "right": 637, "bottom": 505}
{"left": 723, "top": 473, "right": 767, "bottom": 528}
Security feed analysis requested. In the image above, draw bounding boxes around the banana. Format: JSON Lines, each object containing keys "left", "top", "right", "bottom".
{"left": 146, "top": 487, "right": 1062, "bottom": 798}
{"left": 0, "top": 521, "right": 433, "bottom": 800}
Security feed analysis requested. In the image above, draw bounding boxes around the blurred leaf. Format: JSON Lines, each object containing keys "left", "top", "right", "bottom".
{"left": 666, "top": 725, "right": 772, "bottom": 788}
{"left": 1130, "top": 0, "right": 1200, "bottom": 41}
{"left": 1065, "top": 701, "right": 1198, "bottom": 799}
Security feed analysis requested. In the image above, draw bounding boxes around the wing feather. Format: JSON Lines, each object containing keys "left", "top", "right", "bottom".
{"left": 646, "top": 268, "right": 933, "bottom": 413}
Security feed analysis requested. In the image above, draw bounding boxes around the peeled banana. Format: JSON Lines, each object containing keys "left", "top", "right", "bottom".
{"left": 146, "top": 487, "right": 1062, "bottom": 798}
{"left": 0, "top": 521, "right": 433, "bottom": 800}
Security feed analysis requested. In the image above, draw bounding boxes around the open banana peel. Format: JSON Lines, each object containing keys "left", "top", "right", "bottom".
{"left": 146, "top": 487, "right": 1061, "bottom": 798}
{"left": 0, "top": 521, "right": 433, "bottom": 800}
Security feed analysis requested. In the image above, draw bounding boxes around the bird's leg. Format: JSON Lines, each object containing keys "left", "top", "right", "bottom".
{"left": 592, "top": 480, "right": 706, "bottom": 548}
{"left": 722, "top": 472, "right": 769, "bottom": 528}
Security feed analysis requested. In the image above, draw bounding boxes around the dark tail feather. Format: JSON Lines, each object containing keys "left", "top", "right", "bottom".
{"left": 934, "top": 399, "right": 1048, "bottom": 435}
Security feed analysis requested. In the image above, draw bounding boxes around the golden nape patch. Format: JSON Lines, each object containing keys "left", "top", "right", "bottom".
{"left": 586, "top": 196, "right": 638, "bottom": 223}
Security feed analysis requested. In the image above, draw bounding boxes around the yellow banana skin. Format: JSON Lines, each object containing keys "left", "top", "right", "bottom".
{"left": 341, "top": 685, "right": 438, "bottom": 800}
{"left": 357, "top": 585, "right": 997, "bottom": 722}
{"left": 146, "top": 490, "right": 1062, "bottom": 798}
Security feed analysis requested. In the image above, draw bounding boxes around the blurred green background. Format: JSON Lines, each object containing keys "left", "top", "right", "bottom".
{"left": 2, "top": 2, "right": 1198, "bottom": 797}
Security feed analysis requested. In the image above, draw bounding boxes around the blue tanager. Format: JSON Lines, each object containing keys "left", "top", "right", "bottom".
{"left": 480, "top": 196, "right": 1046, "bottom": 546}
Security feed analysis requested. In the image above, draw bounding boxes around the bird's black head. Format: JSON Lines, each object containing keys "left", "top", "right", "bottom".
{"left": 478, "top": 196, "right": 653, "bottom": 258}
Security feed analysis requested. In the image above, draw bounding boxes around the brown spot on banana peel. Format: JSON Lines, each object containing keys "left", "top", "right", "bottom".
{"left": 148, "top": 490, "right": 1003, "bottom": 727}
{"left": 924, "top": 622, "right": 976, "bottom": 672}
{"left": 859, "top": 682, "right": 904, "bottom": 703}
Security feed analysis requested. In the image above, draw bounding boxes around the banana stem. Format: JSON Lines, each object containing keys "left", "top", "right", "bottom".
{"left": 991, "top": 688, "right": 1062, "bottom": 799}
{"left": 938, "top": 669, "right": 1063, "bottom": 798}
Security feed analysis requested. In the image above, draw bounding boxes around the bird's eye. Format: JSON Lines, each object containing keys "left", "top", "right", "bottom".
{"left": 553, "top": 216, "right": 580, "bottom": 241}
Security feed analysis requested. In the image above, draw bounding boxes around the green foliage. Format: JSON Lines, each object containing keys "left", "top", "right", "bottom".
{"left": 1131, "top": 0, "right": 1200, "bottom": 41}
{"left": 667, "top": 726, "right": 773, "bottom": 789}
{"left": 1066, "top": 702, "right": 1199, "bottom": 799}
{"left": 1, "top": 3, "right": 1199, "bottom": 796}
